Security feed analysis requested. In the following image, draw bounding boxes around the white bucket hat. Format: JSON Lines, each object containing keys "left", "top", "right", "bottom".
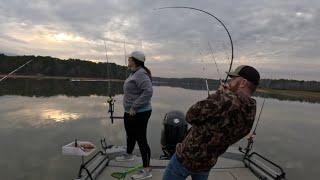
{"left": 129, "top": 51, "right": 145, "bottom": 62}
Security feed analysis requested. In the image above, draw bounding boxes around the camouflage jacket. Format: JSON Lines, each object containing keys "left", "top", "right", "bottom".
{"left": 176, "top": 88, "right": 257, "bottom": 172}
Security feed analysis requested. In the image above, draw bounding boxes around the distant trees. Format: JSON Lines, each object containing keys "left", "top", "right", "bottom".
{"left": 1, "top": 54, "right": 319, "bottom": 92}
{"left": 152, "top": 77, "right": 320, "bottom": 92}
{"left": 0, "top": 54, "right": 128, "bottom": 79}
{"left": 0, "top": 78, "right": 123, "bottom": 97}
{"left": 259, "top": 79, "right": 320, "bottom": 92}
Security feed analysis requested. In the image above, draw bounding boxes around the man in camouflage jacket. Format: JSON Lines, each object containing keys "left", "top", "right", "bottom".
{"left": 163, "top": 65, "right": 260, "bottom": 180}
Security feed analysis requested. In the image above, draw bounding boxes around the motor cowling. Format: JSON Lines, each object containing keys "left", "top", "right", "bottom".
{"left": 160, "top": 111, "right": 188, "bottom": 159}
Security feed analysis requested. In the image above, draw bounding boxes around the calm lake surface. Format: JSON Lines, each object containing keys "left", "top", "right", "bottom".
{"left": 0, "top": 79, "right": 319, "bottom": 180}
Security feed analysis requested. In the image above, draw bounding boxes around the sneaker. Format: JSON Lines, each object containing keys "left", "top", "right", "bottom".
{"left": 115, "top": 153, "right": 134, "bottom": 161}
{"left": 131, "top": 169, "right": 152, "bottom": 180}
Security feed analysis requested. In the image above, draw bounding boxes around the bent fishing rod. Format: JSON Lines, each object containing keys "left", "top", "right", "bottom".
{"left": 155, "top": 6, "right": 234, "bottom": 83}
{"left": 0, "top": 59, "right": 33, "bottom": 82}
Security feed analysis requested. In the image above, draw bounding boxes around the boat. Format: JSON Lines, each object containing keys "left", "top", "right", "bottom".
{"left": 63, "top": 107, "right": 286, "bottom": 180}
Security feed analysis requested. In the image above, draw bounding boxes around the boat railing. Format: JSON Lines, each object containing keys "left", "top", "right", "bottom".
{"left": 239, "top": 137, "right": 286, "bottom": 180}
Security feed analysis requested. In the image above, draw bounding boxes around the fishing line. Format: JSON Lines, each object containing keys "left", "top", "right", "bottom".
{"left": 207, "top": 41, "right": 222, "bottom": 83}
{"left": 199, "top": 50, "right": 210, "bottom": 96}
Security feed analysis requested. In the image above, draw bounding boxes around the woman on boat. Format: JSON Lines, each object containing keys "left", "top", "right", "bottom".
{"left": 116, "top": 51, "right": 153, "bottom": 180}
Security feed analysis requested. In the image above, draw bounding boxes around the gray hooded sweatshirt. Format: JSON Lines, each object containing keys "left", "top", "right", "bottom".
{"left": 123, "top": 67, "right": 153, "bottom": 112}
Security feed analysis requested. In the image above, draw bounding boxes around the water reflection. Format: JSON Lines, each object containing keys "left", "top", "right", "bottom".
{"left": 254, "top": 91, "right": 320, "bottom": 104}
{"left": 1, "top": 79, "right": 319, "bottom": 104}
{"left": 0, "top": 78, "right": 123, "bottom": 97}
{"left": 41, "top": 109, "right": 80, "bottom": 122}
{"left": 0, "top": 85, "right": 319, "bottom": 180}
{"left": 0, "top": 95, "right": 126, "bottom": 180}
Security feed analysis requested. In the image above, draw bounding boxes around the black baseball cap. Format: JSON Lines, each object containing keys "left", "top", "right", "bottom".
{"left": 226, "top": 65, "right": 260, "bottom": 85}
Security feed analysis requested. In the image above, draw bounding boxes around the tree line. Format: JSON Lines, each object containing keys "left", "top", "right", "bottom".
{"left": 153, "top": 77, "right": 320, "bottom": 92}
{"left": 0, "top": 54, "right": 128, "bottom": 79}
{"left": 1, "top": 54, "right": 319, "bottom": 92}
{"left": 2, "top": 78, "right": 319, "bottom": 104}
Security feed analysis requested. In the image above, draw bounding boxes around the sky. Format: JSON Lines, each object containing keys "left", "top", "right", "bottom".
{"left": 0, "top": 0, "right": 319, "bottom": 80}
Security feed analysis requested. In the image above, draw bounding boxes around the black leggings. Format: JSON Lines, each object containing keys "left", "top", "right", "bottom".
{"left": 124, "top": 110, "right": 151, "bottom": 168}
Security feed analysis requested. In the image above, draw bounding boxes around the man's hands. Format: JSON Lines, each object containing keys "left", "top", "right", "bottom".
{"left": 218, "top": 82, "right": 231, "bottom": 92}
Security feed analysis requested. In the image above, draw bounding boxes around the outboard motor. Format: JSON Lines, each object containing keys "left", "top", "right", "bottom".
{"left": 160, "top": 111, "right": 188, "bottom": 159}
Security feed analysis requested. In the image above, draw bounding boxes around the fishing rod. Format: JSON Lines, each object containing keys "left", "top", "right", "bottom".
{"left": 105, "top": 40, "right": 128, "bottom": 123}
{"left": 104, "top": 40, "right": 115, "bottom": 124}
{"left": 253, "top": 98, "right": 266, "bottom": 136}
{"left": 103, "top": 40, "right": 124, "bottom": 123}
{"left": 242, "top": 98, "right": 266, "bottom": 156}
{"left": 103, "top": 40, "right": 111, "bottom": 94}
{"left": 0, "top": 59, "right": 33, "bottom": 82}
{"left": 239, "top": 98, "right": 286, "bottom": 179}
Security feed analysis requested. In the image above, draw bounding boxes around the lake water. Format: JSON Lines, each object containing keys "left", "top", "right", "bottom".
{"left": 0, "top": 79, "right": 319, "bottom": 180}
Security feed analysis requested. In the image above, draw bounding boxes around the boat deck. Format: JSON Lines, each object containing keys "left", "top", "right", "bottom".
{"left": 97, "top": 147, "right": 258, "bottom": 180}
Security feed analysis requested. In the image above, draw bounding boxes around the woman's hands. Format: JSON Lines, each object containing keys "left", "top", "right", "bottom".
{"left": 129, "top": 107, "right": 136, "bottom": 116}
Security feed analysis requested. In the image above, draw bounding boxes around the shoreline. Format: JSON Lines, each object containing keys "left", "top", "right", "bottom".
{"left": 0, "top": 74, "right": 125, "bottom": 82}
{"left": 256, "top": 88, "right": 320, "bottom": 99}
{"left": 1, "top": 74, "right": 320, "bottom": 98}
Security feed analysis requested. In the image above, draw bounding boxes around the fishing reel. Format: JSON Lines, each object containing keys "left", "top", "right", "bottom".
{"left": 107, "top": 96, "right": 115, "bottom": 113}
{"left": 238, "top": 133, "right": 256, "bottom": 158}
{"left": 106, "top": 96, "right": 123, "bottom": 123}
{"left": 106, "top": 96, "right": 116, "bottom": 123}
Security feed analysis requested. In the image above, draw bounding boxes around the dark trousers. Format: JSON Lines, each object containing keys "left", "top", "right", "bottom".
{"left": 124, "top": 110, "right": 152, "bottom": 167}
